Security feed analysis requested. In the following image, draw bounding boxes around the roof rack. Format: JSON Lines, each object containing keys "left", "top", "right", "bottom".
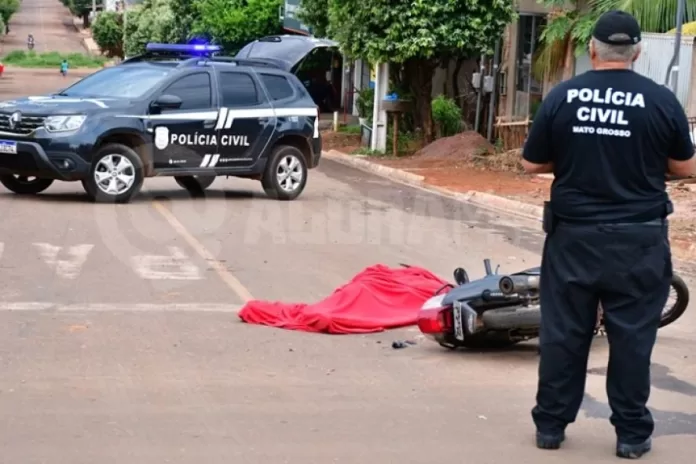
{"left": 177, "top": 56, "right": 282, "bottom": 69}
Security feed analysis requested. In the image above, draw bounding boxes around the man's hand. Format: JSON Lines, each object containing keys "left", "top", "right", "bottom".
{"left": 521, "top": 159, "right": 554, "bottom": 174}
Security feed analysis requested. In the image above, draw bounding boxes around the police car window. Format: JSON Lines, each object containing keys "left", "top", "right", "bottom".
{"left": 260, "top": 74, "right": 294, "bottom": 101}
{"left": 162, "top": 73, "right": 212, "bottom": 110}
{"left": 219, "top": 72, "right": 259, "bottom": 107}
{"left": 61, "top": 66, "right": 172, "bottom": 99}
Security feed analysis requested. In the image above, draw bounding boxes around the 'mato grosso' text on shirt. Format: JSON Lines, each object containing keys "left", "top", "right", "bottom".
{"left": 567, "top": 87, "right": 645, "bottom": 138}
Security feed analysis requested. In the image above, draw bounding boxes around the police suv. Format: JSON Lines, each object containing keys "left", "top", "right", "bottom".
{"left": 0, "top": 43, "right": 321, "bottom": 203}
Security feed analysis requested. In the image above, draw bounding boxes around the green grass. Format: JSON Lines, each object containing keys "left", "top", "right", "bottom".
{"left": 1, "top": 51, "right": 107, "bottom": 68}
{"left": 338, "top": 124, "right": 362, "bottom": 135}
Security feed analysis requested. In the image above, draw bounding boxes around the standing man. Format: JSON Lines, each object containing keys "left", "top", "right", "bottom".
{"left": 521, "top": 10, "right": 695, "bottom": 459}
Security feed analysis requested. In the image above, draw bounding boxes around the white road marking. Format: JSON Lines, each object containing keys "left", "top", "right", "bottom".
{"left": 152, "top": 201, "right": 254, "bottom": 302}
{"left": 0, "top": 302, "right": 242, "bottom": 312}
{"left": 33, "top": 243, "right": 94, "bottom": 279}
{"left": 131, "top": 246, "right": 201, "bottom": 280}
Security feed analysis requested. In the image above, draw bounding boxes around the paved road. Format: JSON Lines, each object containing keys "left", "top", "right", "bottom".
{"left": 0, "top": 158, "right": 695, "bottom": 463}
{"left": 2, "top": 0, "right": 85, "bottom": 54}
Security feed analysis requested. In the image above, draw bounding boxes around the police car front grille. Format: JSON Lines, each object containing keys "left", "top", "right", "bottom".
{"left": 0, "top": 114, "right": 46, "bottom": 135}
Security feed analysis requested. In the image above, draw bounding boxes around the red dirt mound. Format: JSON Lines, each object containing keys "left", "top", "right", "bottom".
{"left": 374, "top": 131, "right": 495, "bottom": 169}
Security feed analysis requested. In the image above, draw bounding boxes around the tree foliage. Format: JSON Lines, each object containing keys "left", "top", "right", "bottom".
{"left": 299, "top": 0, "right": 515, "bottom": 142}
{"left": 536, "top": 0, "right": 696, "bottom": 80}
{"left": 0, "top": 0, "right": 19, "bottom": 32}
{"left": 92, "top": 11, "right": 123, "bottom": 57}
{"left": 68, "top": 0, "right": 93, "bottom": 27}
{"left": 168, "top": 0, "right": 198, "bottom": 43}
{"left": 123, "top": 0, "right": 179, "bottom": 57}
{"left": 190, "top": 0, "right": 283, "bottom": 54}
{"left": 296, "top": 0, "right": 328, "bottom": 37}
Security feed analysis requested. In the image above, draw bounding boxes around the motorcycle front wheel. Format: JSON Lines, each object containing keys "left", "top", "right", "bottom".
{"left": 659, "top": 274, "right": 689, "bottom": 328}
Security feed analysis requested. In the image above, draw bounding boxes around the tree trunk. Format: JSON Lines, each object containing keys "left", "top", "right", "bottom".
{"left": 405, "top": 58, "right": 436, "bottom": 144}
{"left": 82, "top": 13, "right": 90, "bottom": 29}
{"left": 451, "top": 57, "right": 464, "bottom": 110}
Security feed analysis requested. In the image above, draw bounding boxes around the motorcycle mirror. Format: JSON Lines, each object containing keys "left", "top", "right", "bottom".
{"left": 453, "top": 267, "right": 469, "bottom": 285}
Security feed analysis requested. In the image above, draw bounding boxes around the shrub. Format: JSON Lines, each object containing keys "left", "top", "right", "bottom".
{"left": 356, "top": 87, "right": 374, "bottom": 120}
{"left": 432, "top": 94, "right": 462, "bottom": 137}
{"left": 92, "top": 11, "right": 124, "bottom": 58}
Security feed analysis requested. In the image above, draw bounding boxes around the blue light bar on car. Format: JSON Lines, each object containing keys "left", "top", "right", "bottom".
{"left": 145, "top": 43, "right": 222, "bottom": 54}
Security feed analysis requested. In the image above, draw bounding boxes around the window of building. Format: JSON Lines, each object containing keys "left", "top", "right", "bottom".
{"left": 514, "top": 14, "right": 547, "bottom": 118}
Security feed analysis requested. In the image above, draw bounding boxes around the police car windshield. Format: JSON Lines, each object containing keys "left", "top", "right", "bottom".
{"left": 60, "top": 65, "right": 173, "bottom": 99}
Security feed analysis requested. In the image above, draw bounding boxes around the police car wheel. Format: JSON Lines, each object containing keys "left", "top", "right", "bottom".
{"left": 262, "top": 145, "right": 307, "bottom": 201}
{"left": 83, "top": 144, "right": 144, "bottom": 203}
{"left": 174, "top": 175, "right": 215, "bottom": 193}
{"left": 0, "top": 175, "right": 53, "bottom": 195}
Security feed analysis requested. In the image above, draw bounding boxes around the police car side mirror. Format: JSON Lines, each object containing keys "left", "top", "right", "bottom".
{"left": 151, "top": 94, "right": 182, "bottom": 111}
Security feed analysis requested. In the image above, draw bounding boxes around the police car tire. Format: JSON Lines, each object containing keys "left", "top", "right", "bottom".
{"left": 0, "top": 175, "right": 53, "bottom": 195}
{"left": 174, "top": 175, "right": 215, "bottom": 193}
{"left": 481, "top": 306, "right": 541, "bottom": 330}
{"left": 83, "top": 144, "right": 144, "bottom": 204}
{"left": 659, "top": 274, "right": 689, "bottom": 328}
{"left": 262, "top": 145, "right": 308, "bottom": 201}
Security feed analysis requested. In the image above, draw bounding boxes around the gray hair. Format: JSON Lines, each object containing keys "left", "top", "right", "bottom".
{"left": 591, "top": 37, "right": 640, "bottom": 62}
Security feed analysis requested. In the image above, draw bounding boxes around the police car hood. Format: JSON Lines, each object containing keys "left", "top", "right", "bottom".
{"left": 235, "top": 35, "right": 339, "bottom": 71}
{"left": 0, "top": 95, "right": 130, "bottom": 115}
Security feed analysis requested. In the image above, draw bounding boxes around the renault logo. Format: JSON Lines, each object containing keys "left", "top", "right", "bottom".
{"left": 8, "top": 111, "right": 21, "bottom": 129}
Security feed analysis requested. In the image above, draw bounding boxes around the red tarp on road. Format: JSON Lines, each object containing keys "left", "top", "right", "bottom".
{"left": 238, "top": 264, "right": 449, "bottom": 334}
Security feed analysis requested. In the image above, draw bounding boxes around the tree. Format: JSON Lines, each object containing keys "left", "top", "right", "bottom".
{"left": 169, "top": 0, "right": 199, "bottom": 43}
{"left": 123, "top": 0, "right": 179, "bottom": 57}
{"left": 69, "top": 0, "right": 93, "bottom": 28}
{"left": 92, "top": 11, "right": 123, "bottom": 57}
{"left": 0, "top": 0, "right": 19, "bottom": 33}
{"left": 301, "top": 0, "right": 515, "bottom": 143}
{"left": 191, "top": 0, "right": 283, "bottom": 54}
{"left": 296, "top": 0, "right": 328, "bottom": 37}
{"left": 535, "top": 0, "right": 696, "bottom": 81}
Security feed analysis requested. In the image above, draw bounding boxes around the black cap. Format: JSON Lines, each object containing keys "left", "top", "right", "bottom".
{"left": 592, "top": 10, "right": 641, "bottom": 45}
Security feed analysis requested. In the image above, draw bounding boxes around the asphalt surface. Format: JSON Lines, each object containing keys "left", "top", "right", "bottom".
{"left": 0, "top": 159, "right": 695, "bottom": 464}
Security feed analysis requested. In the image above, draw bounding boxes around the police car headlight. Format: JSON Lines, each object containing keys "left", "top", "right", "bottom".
{"left": 43, "top": 115, "right": 86, "bottom": 133}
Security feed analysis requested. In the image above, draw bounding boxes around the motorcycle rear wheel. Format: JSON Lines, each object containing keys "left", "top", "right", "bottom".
{"left": 659, "top": 274, "right": 689, "bottom": 328}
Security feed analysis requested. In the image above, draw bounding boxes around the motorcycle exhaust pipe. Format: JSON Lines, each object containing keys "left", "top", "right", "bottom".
{"left": 499, "top": 275, "right": 540, "bottom": 295}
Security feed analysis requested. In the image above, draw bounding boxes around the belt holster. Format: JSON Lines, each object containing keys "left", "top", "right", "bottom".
{"left": 542, "top": 201, "right": 557, "bottom": 234}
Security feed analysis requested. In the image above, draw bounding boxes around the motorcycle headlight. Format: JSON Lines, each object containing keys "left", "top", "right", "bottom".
{"left": 43, "top": 115, "right": 86, "bottom": 133}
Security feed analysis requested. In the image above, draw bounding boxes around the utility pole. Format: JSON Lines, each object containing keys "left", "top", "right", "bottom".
{"left": 122, "top": 0, "right": 128, "bottom": 59}
{"left": 665, "top": 0, "right": 686, "bottom": 94}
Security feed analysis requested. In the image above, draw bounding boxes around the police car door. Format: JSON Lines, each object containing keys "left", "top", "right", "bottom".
{"left": 215, "top": 70, "right": 275, "bottom": 167}
{"left": 149, "top": 71, "right": 219, "bottom": 170}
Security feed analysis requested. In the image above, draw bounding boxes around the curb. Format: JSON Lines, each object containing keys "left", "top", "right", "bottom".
{"left": 321, "top": 149, "right": 696, "bottom": 274}
{"left": 323, "top": 150, "right": 425, "bottom": 186}
{"left": 458, "top": 191, "right": 543, "bottom": 222}
{"left": 322, "top": 149, "right": 541, "bottom": 222}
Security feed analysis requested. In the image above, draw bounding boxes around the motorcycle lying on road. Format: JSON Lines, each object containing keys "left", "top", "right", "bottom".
{"left": 417, "top": 259, "right": 690, "bottom": 349}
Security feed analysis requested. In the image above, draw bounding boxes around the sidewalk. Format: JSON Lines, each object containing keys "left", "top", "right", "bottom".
{"left": 322, "top": 129, "right": 696, "bottom": 262}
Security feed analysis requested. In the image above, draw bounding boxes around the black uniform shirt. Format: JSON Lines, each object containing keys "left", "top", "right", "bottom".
{"left": 523, "top": 69, "right": 694, "bottom": 223}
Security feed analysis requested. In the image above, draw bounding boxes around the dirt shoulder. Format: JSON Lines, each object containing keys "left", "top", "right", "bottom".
{"left": 325, "top": 128, "right": 696, "bottom": 261}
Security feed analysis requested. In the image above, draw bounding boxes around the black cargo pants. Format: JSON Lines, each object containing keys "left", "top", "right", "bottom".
{"left": 532, "top": 218, "right": 672, "bottom": 444}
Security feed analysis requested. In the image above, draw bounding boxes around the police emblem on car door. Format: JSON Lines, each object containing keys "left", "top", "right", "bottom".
{"left": 149, "top": 72, "right": 219, "bottom": 170}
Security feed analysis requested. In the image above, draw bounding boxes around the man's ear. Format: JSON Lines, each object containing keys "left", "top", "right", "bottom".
{"left": 588, "top": 40, "right": 596, "bottom": 60}
{"left": 632, "top": 43, "right": 642, "bottom": 62}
